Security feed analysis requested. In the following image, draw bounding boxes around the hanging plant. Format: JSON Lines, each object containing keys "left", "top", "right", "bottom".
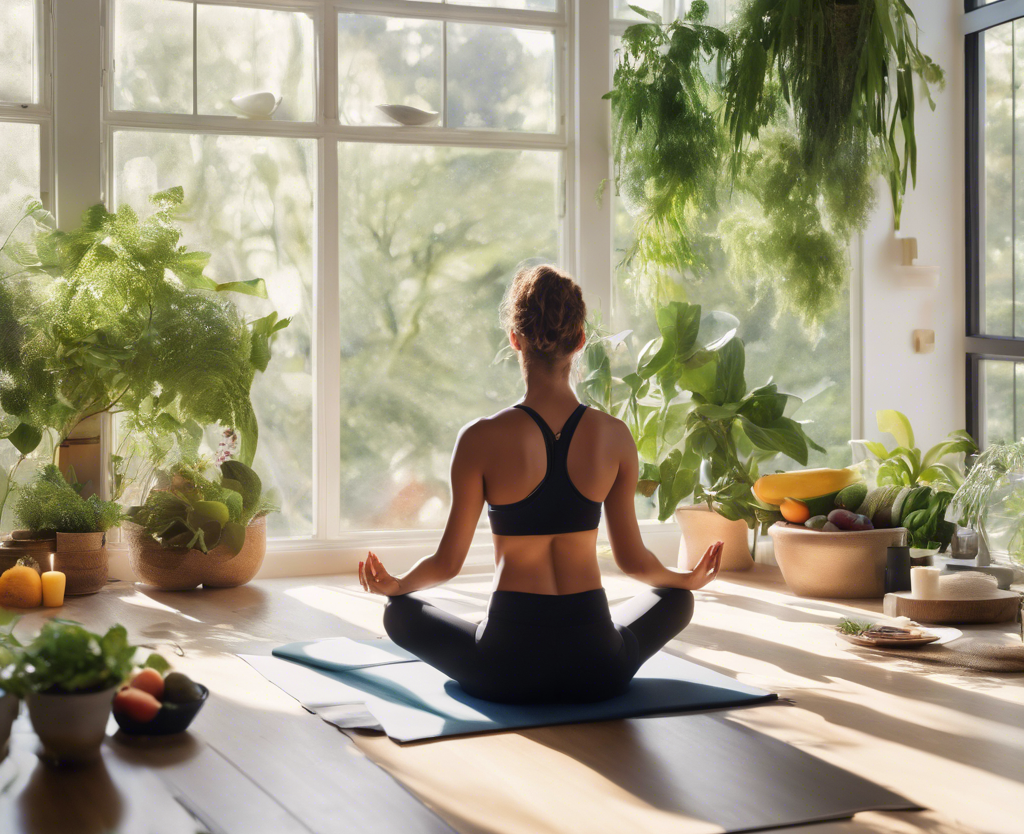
{"left": 605, "top": 0, "right": 944, "bottom": 323}
{"left": 603, "top": 2, "right": 728, "bottom": 304}
{"left": 723, "top": 0, "right": 944, "bottom": 229}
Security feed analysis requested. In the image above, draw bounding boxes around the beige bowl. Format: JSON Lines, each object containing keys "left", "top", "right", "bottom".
{"left": 768, "top": 522, "right": 907, "bottom": 598}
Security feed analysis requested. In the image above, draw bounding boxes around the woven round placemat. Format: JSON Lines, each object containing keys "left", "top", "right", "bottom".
{"left": 846, "top": 641, "right": 1024, "bottom": 673}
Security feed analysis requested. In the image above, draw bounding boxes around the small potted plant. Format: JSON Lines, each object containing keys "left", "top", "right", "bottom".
{"left": 1, "top": 619, "right": 167, "bottom": 764}
{"left": 580, "top": 301, "right": 823, "bottom": 570}
{"left": 5, "top": 465, "right": 123, "bottom": 594}
{"left": 0, "top": 610, "right": 22, "bottom": 757}
{"left": 124, "top": 458, "right": 278, "bottom": 590}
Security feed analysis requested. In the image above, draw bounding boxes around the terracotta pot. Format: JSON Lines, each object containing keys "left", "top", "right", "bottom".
{"left": 26, "top": 684, "right": 119, "bottom": 765}
{"left": 0, "top": 532, "right": 53, "bottom": 573}
{"left": 125, "top": 516, "right": 267, "bottom": 591}
{"left": 769, "top": 522, "right": 907, "bottom": 598}
{"left": 675, "top": 505, "right": 753, "bottom": 572}
{"left": 55, "top": 532, "right": 109, "bottom": 595}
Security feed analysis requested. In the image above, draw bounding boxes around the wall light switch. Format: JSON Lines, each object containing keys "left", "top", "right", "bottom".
{"left": 913, "top": 329, "right": 935, "bottom": 354}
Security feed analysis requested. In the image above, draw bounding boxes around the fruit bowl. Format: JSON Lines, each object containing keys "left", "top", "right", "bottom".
{"left": 768, "top": 523, "right": 907, "bottom": 598}
{"left": 113, "top": 684, "right": 208, "bottom": 736}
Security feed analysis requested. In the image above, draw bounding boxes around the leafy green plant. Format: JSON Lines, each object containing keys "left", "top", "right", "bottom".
{"left": 0, "top": 610, "right": 21, "bottom": 692}
{"left": 0, "top": 620, "right": 167, "bottom": 697}
{"left": 723, "top": 0, "right": 944, "bottom": 230}
{"left": 127, "top": 459, "right": 278, "bottom": 554}
{"left": 603, "top": 2, "right": 727, "bottom": 298}
{"left": 580, "top": 301, "right": 823, "bottom": 529}
{"left": 13, "top": 465, "right": 123, "bottom": 534}
{"left": 0, "top": 190, "right": 289, "bottom": 523}
{"left": 605, "top": 1, "right": 943, "bottom": 324}
{"left": 948, "top": 442, "right": 1024, "bottom": 564}
{"left": 853, "top": 410, "right": 977, "bottom": 491}
{"left": 837, "top": 618, "right": 872, "bottom": 635}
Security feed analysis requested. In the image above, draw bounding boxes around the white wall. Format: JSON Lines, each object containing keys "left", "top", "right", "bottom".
{"left": 858, "top": 0, "right": 965, "bottom": 449}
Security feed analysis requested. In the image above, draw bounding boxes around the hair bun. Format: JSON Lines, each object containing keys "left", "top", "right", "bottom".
{"left": 500, "top": 265, "right": 586, "bottom": 363}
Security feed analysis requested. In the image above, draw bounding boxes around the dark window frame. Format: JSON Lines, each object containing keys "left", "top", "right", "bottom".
{"left": 965, "top": 0, "right": 1024, "bottom": 442}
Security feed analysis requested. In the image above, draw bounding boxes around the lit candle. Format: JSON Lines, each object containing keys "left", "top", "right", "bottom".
{"left": 910, "top": 566, "right": 940, "bottom": 600}
{"left": 41, "top": 555, "right": 66, "bottom": 608}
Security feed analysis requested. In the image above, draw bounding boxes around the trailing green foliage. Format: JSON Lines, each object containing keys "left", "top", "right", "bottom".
{"left": 0, "top": 189, "right": 289, "bottom": 485}
{"left": 724, "top": 0, "right": 944, "bottom": 229}
{"left": 580, "top": 301, "right": 823, "bottom": 528}
{"left": 0, "top": 620, "right": 167, "bottom": 697}
{"left": 854, "top": 410, "right": 977, "bottom": 490}
{"left": 603, "top": 2, "right": 728, "bottom": 296}
{"left": 127, "top": 458, "right": 278, "bottom": 554}
{"left": 606, "top": 0, "right": 943, "bottom": 323}
{"left": 14, "top": 465, "right": 123, "bottom": 534}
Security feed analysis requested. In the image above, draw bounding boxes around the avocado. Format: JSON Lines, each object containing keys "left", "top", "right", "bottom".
{"left": 163, "top": 671, "right": 203, "bottom": 704}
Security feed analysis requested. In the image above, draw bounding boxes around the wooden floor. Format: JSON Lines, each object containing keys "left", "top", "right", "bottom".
{"left": 1, "top": 559, "right": 1021, "bottom": 834}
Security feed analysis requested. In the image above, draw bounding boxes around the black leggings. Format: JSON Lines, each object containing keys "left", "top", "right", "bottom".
{"left": 383, "top": 587, "right": 694, "bottom": 704}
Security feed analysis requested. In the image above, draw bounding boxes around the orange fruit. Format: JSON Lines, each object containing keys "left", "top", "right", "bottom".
{"left": 113, "top": 687, "right": 162, "bottom": 723}
{"left": 131, "top": 668, "right": 165, "bottom": 700}
{"left": 780, "top": 497, "right": 811, "bottom": 524}
{"left": 0, "top": 564, "right": 42, "bottom": 608}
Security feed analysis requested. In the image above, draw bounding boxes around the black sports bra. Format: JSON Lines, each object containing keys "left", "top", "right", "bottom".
{"left": 487, "top": 403, "right": 603, "bottom": 536}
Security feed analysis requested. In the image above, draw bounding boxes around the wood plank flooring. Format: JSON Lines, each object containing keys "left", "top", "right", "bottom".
{"left": 0, "top": 560, "right": 1020, "bottom": 834}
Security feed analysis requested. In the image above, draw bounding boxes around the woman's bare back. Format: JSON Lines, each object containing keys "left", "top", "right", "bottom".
{"left": 470, "top": 401, "right": 625, "bottom": 594}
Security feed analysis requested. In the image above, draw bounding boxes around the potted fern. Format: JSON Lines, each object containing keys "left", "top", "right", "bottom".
{"left": 580, "top": 302, "right": 823, "bottom": 570}
{"left": 124, "top": 459, "right": 278, "bottom": 590}
{"left": 3, "top": 465, "right": 123, "bottom": 594}
{"left": 0, "top": 190, "right": 288, "bottom": 528}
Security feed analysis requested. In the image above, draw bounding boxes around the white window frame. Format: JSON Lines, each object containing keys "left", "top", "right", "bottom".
{"left": 0, "top": 0, "right": 54, "bottom": 213}
{"left": 37, "top": 1, "right": 687, "bottom": 576}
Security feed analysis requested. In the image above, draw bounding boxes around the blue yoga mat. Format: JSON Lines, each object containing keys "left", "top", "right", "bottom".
{"left": 242, "top": 639, "right": 777, "bottom": 743}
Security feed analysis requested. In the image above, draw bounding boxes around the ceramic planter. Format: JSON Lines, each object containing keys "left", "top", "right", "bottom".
{"left": 0, "top": 690, "right": 18, "bottom": 758}
{"left": 769, "top": 522, "right": 907, "bottom": 598}
{"left": 125, "top": 515, "right": 267, "bottom": 591}
{"left": 675, "top": 505, "right": 753, "bottom": 572}
{"left": 55, "top": 532, "right": 108, "bottom": 595}
{"left": 25, "top": 684, "right": 119, "bottom": 765}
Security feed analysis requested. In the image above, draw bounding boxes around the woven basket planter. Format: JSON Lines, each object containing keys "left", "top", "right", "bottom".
{"left": 55, "top": 532, "right": 109, "bottom": 595}
{"left": 125, "top": 515, "right": 267, "bottom": 591}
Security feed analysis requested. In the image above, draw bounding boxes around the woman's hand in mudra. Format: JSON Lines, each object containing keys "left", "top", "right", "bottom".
{"left": 678, "top": 541, "right": 723, "bottom": 591}
{"left": 359, "top": 551, "right": 403, "bottom": 596}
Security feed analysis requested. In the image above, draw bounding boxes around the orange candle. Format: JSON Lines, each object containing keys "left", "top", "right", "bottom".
{"left": 42, "top": 555, "right": 66, "bottom": 608}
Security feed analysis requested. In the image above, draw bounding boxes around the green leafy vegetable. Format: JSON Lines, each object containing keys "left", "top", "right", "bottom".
{"left": 0, "top": 620, "right": 167, "bottom": 697}
{"left": 837, "top": 618, "right": 872, "bottom": 636}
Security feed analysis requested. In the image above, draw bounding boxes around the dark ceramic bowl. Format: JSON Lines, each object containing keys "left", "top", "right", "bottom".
{"left": 113, "top": 684, "right": 209, "bottom": 736}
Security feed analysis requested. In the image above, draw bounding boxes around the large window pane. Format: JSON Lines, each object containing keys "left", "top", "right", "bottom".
{"left": 112, "top": 131, "right": 316, "bottom": 538}
{"left": 0, "top": 0, "right": 36, "bottom": 104}
{"left": 447, "top": 24, "right": 556, "bottom": 132}
{"left": 337, "top": 14, "right": 443, "bottom": 126}
{"left": 983, "top": 21, "right": 1014, "bottom": 336}
{"left": 113, "top": 0, "right": 193, "bottom": 114}
{"left": 978, "top": 359, "right": 1016, "bottom": 446}
{"left": 197, "top": 5, "right": 315, "bottom": 122}
{"left": 0, "top": 121, "right": 40, "bottom": 227}
{"left": 337, "top": 143, "right": 561, "bottom": 529}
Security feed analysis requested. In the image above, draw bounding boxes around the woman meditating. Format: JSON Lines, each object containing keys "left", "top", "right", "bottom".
{"left": 359, "top": 264, "right": 721, "bottom": 704}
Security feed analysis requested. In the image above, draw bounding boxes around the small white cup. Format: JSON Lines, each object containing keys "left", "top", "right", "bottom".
{"left": 910, "top": 566, "right": 941, "bottom": 600}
